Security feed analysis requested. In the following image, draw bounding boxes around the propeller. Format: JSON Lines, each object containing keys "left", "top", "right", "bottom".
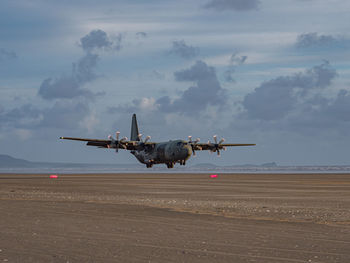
{"left": 108, "top": 131, "right": 127, "bottom": 152}
{"left": 209, "top": 135, "right": 226, "bottom": 156}
{"left": 188, "top": 136, "right": 201, "bottom": 156}
{"left": 137, "top": 134, "right": 151, "bottom": 149}
{"left": 138, "top": 134, "right": 151, "bottom": 143}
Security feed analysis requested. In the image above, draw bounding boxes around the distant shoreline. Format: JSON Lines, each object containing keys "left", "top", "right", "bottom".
{"left": 1, "top": 166, "right": 350, "bottom": 174}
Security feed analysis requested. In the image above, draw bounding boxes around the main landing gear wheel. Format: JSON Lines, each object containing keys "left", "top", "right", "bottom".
{"left": 166, "top": 163, "right": 174, "bottom": 169}
{"left": 146, "top": 163, "right": 153, "bottom": 168}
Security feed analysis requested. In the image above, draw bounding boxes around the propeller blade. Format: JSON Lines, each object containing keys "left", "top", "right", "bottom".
{"left": 188, "top": 136, "right": 199, "bottom": 157}
{"left": 213, "top": 135, "right": 218, "bottom": 144}
{"left": 108, "top": 132, "right": 126, "bottom": 153}
{"left": 138, "top": 134, "right": 143, "bottom": 141}
{"left": 219, "top": 138, "right": 225, "bottom": 144}
{"left": 144, "top": 136, "right": 151, "bottom": 143}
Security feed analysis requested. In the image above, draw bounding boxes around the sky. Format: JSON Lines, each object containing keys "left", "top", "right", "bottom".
{"left": 1, "top": 0, "right": 350, "bottom": 166}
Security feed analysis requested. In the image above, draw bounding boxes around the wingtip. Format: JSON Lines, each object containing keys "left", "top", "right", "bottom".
{"left": 59, "top": 137, "right": 64, "bottom": 139}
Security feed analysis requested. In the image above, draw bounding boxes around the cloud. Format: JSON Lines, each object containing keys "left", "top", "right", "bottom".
{"left": 111, "top": 33, "right": 123, "bottom": 51}
{"left": 224, "top": 53, "right": 247, "bottom": 82}
{"left": 80, "top": 29, "right": 122, "bottom": 52}
{"left": 39, "top": 100, "right": 91, "bottom": 129}
{"left": 38, "top": 29, "right": 118, "bottom": 100}
{"left": 0, "top": 104, "right": 42, "bottom": 129}
{"left": 151, "top": 70, "right": 165, "bottom": 80}
{"left": 111, "top": 61, "right": 228, "bottom": 116}
{"left": 38, "top": 53, "right": 103, "bottom": 100}
{"left": 107, "top": 97, "right": 160, "bottom": 115}
{"left": 0, "top": 48, "right": 17, "bottom": 61}
{"left": 156, "top": 60, "right": 227, "bottom": 114}
{"left": 15, "top": 128, "right": 33, "bottom": 141}
{"left": 204, "top": 0, "right": 260, "bottom": 11}
{"left": 136, "top": 32, "right": 147, "bottom": 38}
{"left": 226, "top": 62, "right": 350, "bottom": 138}
{"left": 17, "top": 29, "right": 126, "bottom": 136}
{"left": 278, "top": 88, "right": 350, "bottom": 136}
{"left": 305, "top": 89, "right": 350, "bottom": 123}
{"left": 0, "top": 100, "right": 92, "bottom": 132}
{"left": 325, "top": 90, "right": 350, "bottom": 122}
{"left": 229, "top": 53, "right": 247, "bottom": 65}
{"left": 224, "top": 68, "right": 236, "bottom": 83}
{"left": 169, "top": 40, "right": 199, "bottom": 59}
{"left": 295, "top": 32, "right": 350, "bottom": 49}
{"left": 0, "top": 29, "right": 125, "bottom": 140}
{"left": 242, "top": 62, "right": 337, "bottom": 120}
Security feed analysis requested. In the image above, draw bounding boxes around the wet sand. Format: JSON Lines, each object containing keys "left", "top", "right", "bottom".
{"left": 1, "top": 173, "right": 350, "bottom": 262}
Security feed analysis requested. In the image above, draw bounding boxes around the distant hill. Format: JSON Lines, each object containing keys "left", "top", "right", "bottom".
{"left": 191, "top": 162, "right": 278, "bottom": 169}
{"left": 0, "top": 154, "right": 279, "bottom": 170}
{"left": 0, "top": 154, "right": 141, "bottom": 169}
{"left": 0, "top": 154, "right": 34, "bottom": 167}
{"left": 192, "top": 163, "right": 218, "bottom": 169}
{"left": 260, "top": 162, "right": 278, "bottom": 167}
{"left": 1, "top": 154, "right": 350, "bottom": 172}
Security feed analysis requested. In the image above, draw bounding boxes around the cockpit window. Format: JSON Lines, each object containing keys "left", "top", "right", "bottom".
{"left": 177, "top": 142, "right": 182, "bottom": 146}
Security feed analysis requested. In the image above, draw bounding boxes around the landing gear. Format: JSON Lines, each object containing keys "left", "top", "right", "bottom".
{"left": 179, "top": 160, "right": 186, "bottom": 166}
{"left": 146, "top": 163, "right": 153, "bottom": 168}
{"left": 166, "top": 163, "right": 174, "bottom": 169}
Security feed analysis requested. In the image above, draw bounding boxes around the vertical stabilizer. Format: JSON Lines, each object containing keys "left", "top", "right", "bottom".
{"left": 131, "top": 114, "right": 140, "bottom": 141}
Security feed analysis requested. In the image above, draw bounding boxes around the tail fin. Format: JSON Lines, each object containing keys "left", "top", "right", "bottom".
{"left": 130, "top": 114, "right": 140, "bottom": 141}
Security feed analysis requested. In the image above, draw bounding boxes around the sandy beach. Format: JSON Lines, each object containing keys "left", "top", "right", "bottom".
{"left": 1, "top": 173, "right": 349, "bottom": 262}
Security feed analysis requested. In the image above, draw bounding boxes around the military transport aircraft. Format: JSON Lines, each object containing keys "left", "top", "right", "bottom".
{"left": 60, "top": 114, "right": 255, "bottom": 168}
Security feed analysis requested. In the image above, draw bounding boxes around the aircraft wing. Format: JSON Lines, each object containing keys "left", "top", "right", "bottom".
{"left": 59, "top": 137, "right": 154, "bottom": 151}
{"left": 192, "top": 142, "right": 256, "bottom": 151}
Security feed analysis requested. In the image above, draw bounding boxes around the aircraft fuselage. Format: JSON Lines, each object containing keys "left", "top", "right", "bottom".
{"left": 131, "top": 140, "right": 192, "bottom": 168}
